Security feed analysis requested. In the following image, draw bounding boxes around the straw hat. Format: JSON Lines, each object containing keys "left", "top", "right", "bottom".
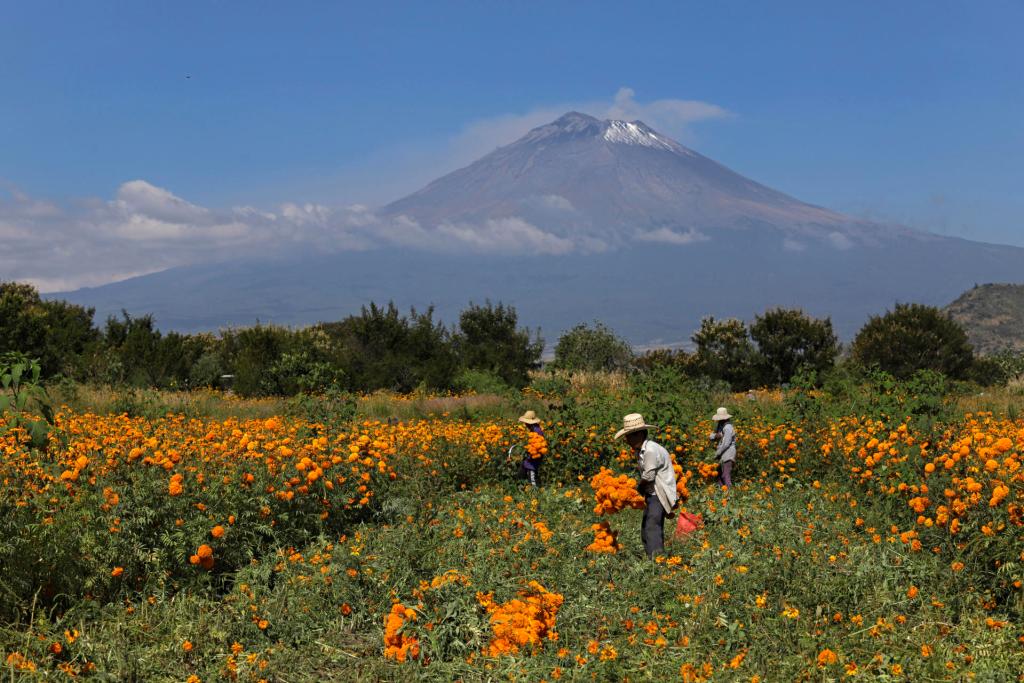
{"left": 614, "top": 413, "right": 658, "bottom": 440}
{"left": 711, "top": 407, "right": 732, "bottom": 422}
{"left": 518, "top": 410, "right": 541, "bottom": 425}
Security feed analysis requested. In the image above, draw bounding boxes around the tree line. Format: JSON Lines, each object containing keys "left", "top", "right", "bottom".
{"left": 560, "top": 305, "right": 1006, "bottom": 389}
{"left": 1, "top": 283, "right": 541, "bottom": 395}
{"left": 0, "top": 281, "right": 1013, "bottom": 397}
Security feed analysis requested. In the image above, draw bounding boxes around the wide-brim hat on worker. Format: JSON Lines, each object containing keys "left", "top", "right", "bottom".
{"left": 614, "top": 413, "right": 658, "bottom": 439}
{"left": 518, "top": 410, "right": 541, "bottom": 425}
{"left": 712, "top": 407, "right": 732, "bottom": 421}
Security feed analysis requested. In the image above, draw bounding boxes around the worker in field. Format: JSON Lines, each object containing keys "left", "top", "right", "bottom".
{"left": 709, "top": 407, "right": 737, "bottom": 489}
{"left": 615, "top": 413, "right": 677, "bottom": 559}
{"left": 517, "top": 410, "right": 546, "bottom": 487}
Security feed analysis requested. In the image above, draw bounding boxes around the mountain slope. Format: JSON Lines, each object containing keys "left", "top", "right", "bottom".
{"left": 55, "top": 112, "right": 1024, "bottom": 345}
{"left": 382, "top": 111, "right": 909, "bottom": 249}
{"left": 945, "top": 284, "right": 1024, "bottom": 355}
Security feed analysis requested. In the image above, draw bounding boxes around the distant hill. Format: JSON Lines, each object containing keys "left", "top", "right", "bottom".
{"left": 945, "top": 284, "right": 1024, "bottom": 355}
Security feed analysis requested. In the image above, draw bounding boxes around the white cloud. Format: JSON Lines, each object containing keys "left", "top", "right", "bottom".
{"left": 0, "top": 181, "right": 585, "bottom": 291}
{"left": 636, "top": 227, "right": 709, "bottom": 246}
{"left": 436, "top": 217, "right": 575, "bottom": 254}
{"left": 605, "top": 87, "right": 732, "bottom": 141}
{"left": 783, "top": 238, "right": 806, "bottom": 252}
{"left": 537, "top": 194, "right": 575, "bottom": 212}
{"left": 114, "top": 180, "right": 210, "bottom": 224}
{"left": 826, "top": 231, "right": 853, "bottom": 250}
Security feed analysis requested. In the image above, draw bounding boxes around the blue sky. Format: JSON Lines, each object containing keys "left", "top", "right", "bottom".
{"left": 1, "top": 1, "right": 1022, "bottom": 288}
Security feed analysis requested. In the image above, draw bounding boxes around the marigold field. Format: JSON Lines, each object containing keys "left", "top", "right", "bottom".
{"left": 2, "top": 380, "right": 1023, "bottom": 681}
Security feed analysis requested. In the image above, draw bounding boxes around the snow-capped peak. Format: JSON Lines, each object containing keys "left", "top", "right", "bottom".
{"left": 603, "top": 120, "right": 683, "bottom": 152}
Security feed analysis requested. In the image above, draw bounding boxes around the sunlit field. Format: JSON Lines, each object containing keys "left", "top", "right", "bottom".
{"left": 2, "top": 380, "right": 1023, "bottom": 680}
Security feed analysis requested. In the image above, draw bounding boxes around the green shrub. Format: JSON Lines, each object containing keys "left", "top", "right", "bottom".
{"left": 454, "top": 368, "right": 511, "bottom": 395}
{"left": 690, "top": 316, "right": 758, "bottom": 390}
{"left": 851, "top": 303, "right": 975, "bottom": 380}
{"left": 552, "top": 322, "right": 633, "bottom": 373}
{"left": 0, "top": 282, "right": 98, "bottom": 380}
{"left": 750, "top": 307, "right": 839, "bottom": 386}
{"left": 285, "top": 387, "right": 357, "bottom": 425}
{"left": 454, "top": 301, "right": 543, "bottom": 388}
{"left": 0, "top": 352, "right": 54, "bottom": 449}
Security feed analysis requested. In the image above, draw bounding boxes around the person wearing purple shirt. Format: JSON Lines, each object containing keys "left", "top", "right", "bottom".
{"left": 518, "top": 410, "right": 544, "bottom": 487}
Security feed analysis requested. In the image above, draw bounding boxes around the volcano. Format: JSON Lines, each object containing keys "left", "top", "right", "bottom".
{"left": 382, "top": 111, "right": 906, "bottom": 251}
{"left": 56, "top": 112, "right": 1024, "bottom": 345}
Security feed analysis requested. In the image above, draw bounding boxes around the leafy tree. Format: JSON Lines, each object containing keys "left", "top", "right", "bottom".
{"left": 552, "top": 322, "right": 633, "bottom": 373}
{"left": 220, "top": 324, "right": 290, "bottom": 396}
{"left": 850, "top": 303, "right": 975, "bottom": 379}
{"left": 454, "top": 301, "right": 543, "bottom": 388}
{"left": 750, "top": 308, "right": 839, "bottom": 385}
{"left": 690, "top": 317, "right": 758, "bottom": 390}
{"left": 633, "top": 348, "right": 698, "bottom": 375}
{"left": 0, "top": 282, "right": 98, "bottom": 378}
{"left": 267, "top": 350, "right": 344, "bottom": 395}
{"left": 188, "top": 350, "right": 226, "bottom": 388}
{"left": 102, "top": 312, "right": 204, "bottom": 388}
{"left": 405, "top": 307, "right": 460, "bottom": 391}
{"left": 321, "top": 303, "right": 457, "bottom": 393}
{"left": 975, "top": 350, "right": 1024, "bottom": 386}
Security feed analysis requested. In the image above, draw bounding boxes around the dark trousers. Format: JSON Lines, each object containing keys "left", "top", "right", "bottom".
{"left": 640, "top": 494, "right": 666, "bottom": 559}
{"left": 719, "top": 460, "right": 733, "bottom": 489}
{"left": 520, "top": 461, "right": 540, "bottom": 487}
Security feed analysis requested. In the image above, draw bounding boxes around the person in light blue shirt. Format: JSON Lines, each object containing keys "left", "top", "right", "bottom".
{"left": 709, "top": 407, "right": 736, "bottom": 489}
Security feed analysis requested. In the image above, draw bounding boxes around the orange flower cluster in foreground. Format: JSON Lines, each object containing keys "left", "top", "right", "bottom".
{"left": 585, "top": 521, "right": 621, "bottom": 554}
{"left": 590, "top": 468, "right": 644, "bottom": 515}
{"left": 383, "top": 603, "right": 420, "bottom": 662}
{"left": 481, "top": 581, "right": 563, "bottom": 657}
{"left": 525, "top": 431, "right": 548, "bottom": 460}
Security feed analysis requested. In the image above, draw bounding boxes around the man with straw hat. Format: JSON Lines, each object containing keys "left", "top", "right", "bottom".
{"left": 517, "top": 410, "right": 545, "bottom": 487}
{"left": 709, "top": 407, "right": 736, "bottom": 489}
{"left": 615, "top": 413, "right": 678, "bottom": 559}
